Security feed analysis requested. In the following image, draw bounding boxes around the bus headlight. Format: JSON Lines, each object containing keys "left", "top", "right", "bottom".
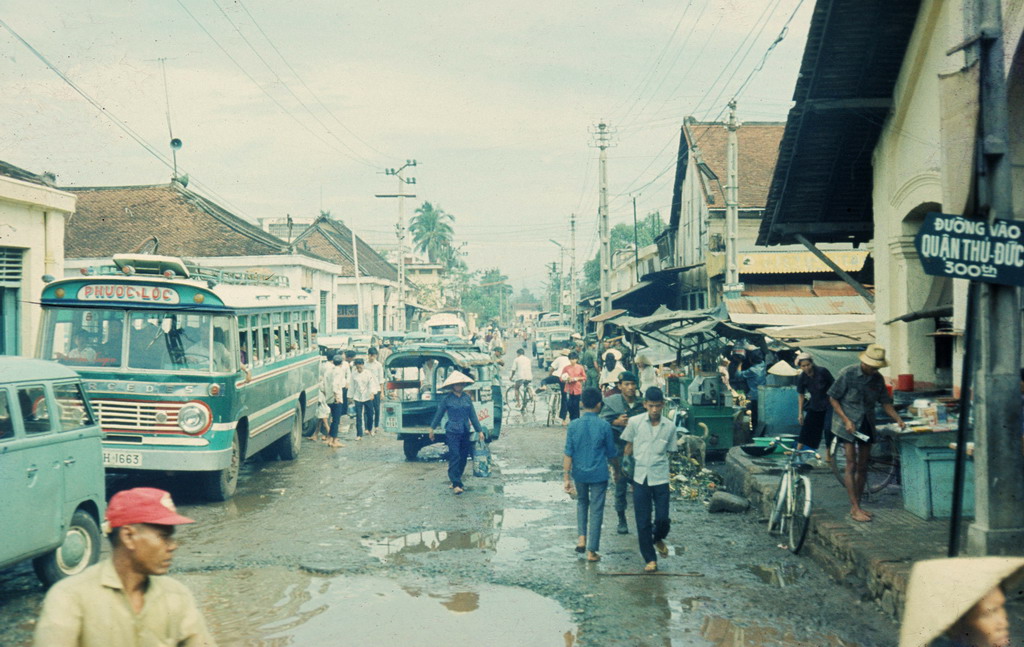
{"left": 177, "top": 402, "right": 211, "bottom": 435}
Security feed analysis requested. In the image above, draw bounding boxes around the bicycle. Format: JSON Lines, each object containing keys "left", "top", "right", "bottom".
{"left": 749, "top": 437, "right": 816, "bottom": 554}
{"left": 541, "top": 386, "right": 562, "bottom": 427}
{"left": 503, "top": 382, "right": 536, "bottom": 416}
{"left": 827, "top": 427, "right": 900, "bottom": 495}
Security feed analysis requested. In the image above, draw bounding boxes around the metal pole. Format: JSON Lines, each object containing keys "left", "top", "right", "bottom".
{"left": 632, "top": 196, "right": 640, "bottom": 283}
{"left": 949, "top": 281, "right": 977, "bottom": 556}
{"left": 794, "top": 233, "right": 875, "bottom": 305}
{"left": 724, "top": 101, "right": 742, "bottom": 296}
{"left": 570, "top": 213, "right": 578, "bottom": 329}
{"left": 352, "top": 226, "right": 363, "bottom": 331}
{"left": 966, "top": 0, "right": 1024, "bottom": 555}
{"left": 396, "top": 170, "right": 406, "bottom": 332}
{"left": 593, "top": 122, "right": 614, "bottom": 314}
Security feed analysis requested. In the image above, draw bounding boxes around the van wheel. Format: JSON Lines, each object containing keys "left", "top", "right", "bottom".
{"left": 273, "top": 405, "right": 303, "bottom": 461}
{"left": 403, "top": 436, "right": 427, "bottom": 462}
{"left": 33, "top": 509, "right": 101, "bottom": 585}
{"left": 203, "top": 432, "right": 240, "bottom": 501}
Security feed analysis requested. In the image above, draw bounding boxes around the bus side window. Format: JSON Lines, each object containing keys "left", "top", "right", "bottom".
{"left": 239, "top": 329, "right": 249, "bottom": 365}
{"left": 261, "top": 327, "right": 272, "bottom": 364}
{"left": 302, "top": 321, "right": 310, "bottom": 351}
{"left": 274, "top": 325, "right": 284, "bottom": 358}
{"left": 212, "top": 319, "right": 234, "bottom": 373}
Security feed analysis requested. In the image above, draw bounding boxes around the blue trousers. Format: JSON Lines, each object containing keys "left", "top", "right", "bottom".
{"left": 633, "top": 479, "right": 671, "bottom": 564}
{"left": 575, "top": 480, "right": 609, "bottom": 552}
{"left": 328, "top": 402, "right": 346, "bottom": 438}
{"left": 446, "top": 432, "right": 472, "bottom": 488}
{"left": 354, "top": 400, "right": 373, "bottom": 437}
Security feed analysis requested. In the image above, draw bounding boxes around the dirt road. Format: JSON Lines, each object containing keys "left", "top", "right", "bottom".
{"left": 0, "top": 404, "right": 897, "bottom": 646}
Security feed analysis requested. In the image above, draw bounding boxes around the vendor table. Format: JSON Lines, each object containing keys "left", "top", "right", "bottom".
{"left": 890, "top": 427, "right": 974, "bottom": 520}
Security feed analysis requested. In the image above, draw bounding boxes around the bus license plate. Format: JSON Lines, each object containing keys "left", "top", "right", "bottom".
{"left": 385, "top": 416, "right": 397, "bottom": 428}
{"left": 104, "top": 450, "right": 142, "bottom": 467}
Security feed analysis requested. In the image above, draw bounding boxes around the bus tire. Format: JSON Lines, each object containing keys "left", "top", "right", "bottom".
{"left": 274, "top": 404, "right": 303, "bottom": 461}
{"left": 403, "top": 435, "right": 427, "bottom": 462}
{"left": 203, "top": 432, "right": 240, "bottom": 501}
{"left": 33, "top": 509, "right": 101, "bottom": 586}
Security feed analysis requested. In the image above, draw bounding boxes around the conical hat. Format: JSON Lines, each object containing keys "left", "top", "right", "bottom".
{"left": 440, "top": 371, "right": 474, "bottom": 389}
{"left": 767, "top": 360, "right": 801, "bottom": 377}
{"left": 899, "top": 557, "right": 1024, "bottom": 647}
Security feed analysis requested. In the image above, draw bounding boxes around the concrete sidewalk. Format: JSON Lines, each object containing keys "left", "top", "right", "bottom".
{"left": 723, "top": 446, "right": 959, "bottom": 620}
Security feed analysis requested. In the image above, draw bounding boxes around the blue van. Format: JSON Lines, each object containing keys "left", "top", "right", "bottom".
{"left": 0, "top": 358, "right": 105, "bottom": 585}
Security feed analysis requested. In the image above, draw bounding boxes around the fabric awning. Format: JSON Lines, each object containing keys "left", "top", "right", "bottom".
{"left": 760, "top": 319, "right": 876, "bottom": 347}
{"left": 610, "top": 280, "right": 655, "bottom": 305}
{"left": 589, "top": 308, "right": 627, "bottom": 323}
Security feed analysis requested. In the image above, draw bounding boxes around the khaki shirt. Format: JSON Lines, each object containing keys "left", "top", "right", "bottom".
{"left": 621, "top": 412, "right": 678, "bottom": 486}
{"left": 34, "top": 560, "right": 215, "bottom": 647}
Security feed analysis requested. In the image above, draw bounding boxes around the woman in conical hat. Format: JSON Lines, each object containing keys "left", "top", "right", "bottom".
{"left": 900, "top": 556, "right": 1024, "bottom": 647}
{"left": 428, "top": 370, "right": 484, "bottom": 494}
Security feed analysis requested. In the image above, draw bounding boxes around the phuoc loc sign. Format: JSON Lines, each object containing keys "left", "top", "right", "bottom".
{"left": 914, "top": 212, "right": 1024, "bottom": 286}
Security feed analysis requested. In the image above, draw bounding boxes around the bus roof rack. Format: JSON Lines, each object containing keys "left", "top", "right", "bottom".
{"left": 103, "top": 255, "right": 289, "bottom": 288}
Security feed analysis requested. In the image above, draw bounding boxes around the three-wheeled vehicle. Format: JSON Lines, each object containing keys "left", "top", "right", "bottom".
{"left": 381, "top": 347, "right": 502, "bottom": 461}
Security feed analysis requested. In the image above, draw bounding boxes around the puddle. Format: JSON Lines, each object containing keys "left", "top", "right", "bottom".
{"left": 184, "top": 568, "right": 577, "bottom": 645}
{"left": 504, "top": 480, "right": 573, "bottom": 504}
{"left": 500, "top": 507, "right": 554, "bottom": 529}
{"left": 739, "top": 563, "right": 806, "bottom": 588}
{"left": 498, "top": 466, "right": 552, "bottom": 476}
{"left": 702, "top": 615, "right": 861, "bottom": 646}
{"left": 362, "top": 530, "right": 499, "bottom": 562}
{"left": 680, "top": 595, "right": 711, "bottom": 611}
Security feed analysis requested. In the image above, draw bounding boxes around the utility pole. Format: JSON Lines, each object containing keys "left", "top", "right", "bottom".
{"left": 966, "top": 0, "right": 1024, "bottom": 556}
{"left": 570, "top": 213, "right": 578, "bottom": 329}
{"left": 377, "top": 160, "right": 417, "bottom": 331}
{"left": 724, "top": 101, "right": 744, "bottom": 297}
{"left": 590, "top": 122, "right": 616, "bottom": 314}
{"left": 352, "top": 226, "right": 363, "bottom": 331}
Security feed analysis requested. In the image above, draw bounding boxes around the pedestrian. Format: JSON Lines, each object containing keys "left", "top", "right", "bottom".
{"left": 563, "top": 387, "right": 619, "bottom": 563}
{"left": 511, "top": 348, "right": 533, "bottom": 404}
{"left": 900, "top": 556, "right": 1023, "bottom": 647}
{"left": 325, "top": 354, "right": 348, "bottom": 448}
{"left": 349, "top": 357, "right": 379, "bottom": 440}
{"left": 599, "top": 349, "right": 625, "bottom": 395}
{"left": 429, "top": 371, "right": 485, "bottom": 494}
{"left": 33, "top": 487, "right": 216, "bottom": 647}
{"left": 794, "top": 351, "right": 835, "bottom": 461}
{"left": 635, "top": 354, "right": 664, "bottom": 394}
{"left": 492, "top": 346, "right": 506, "bottom": 390}
{"left": 366, "top": 347, "right": 385, "bottom": 433}
{"left": 341, "top": 349, "right": 356, "bottom": 416}
{"left": 621, "top": 386, "right": 678, "bottom": 573}
{"left": 736, "top": 343, "right": 767, "bottom": 433}
{"left": 581, "top": 338, "right": 600, "bottom": 390}
{"left": 828, "top": 344, "right": 906, "bottom": 522}
{"left": 544, "top": 349, "right": 572, "bottom": 424}
{"left": 560, "top": 351, "right": 587, "bottom": 420}
{"left": 312, "top": 356, "right": 332, "bottom": 442}
{"left": 601, "top": 371, "right": 645, "bottom": 534}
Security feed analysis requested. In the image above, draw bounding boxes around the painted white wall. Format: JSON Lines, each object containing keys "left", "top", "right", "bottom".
{"left": 0, "top": 175, "right": 75, "bottom": 356}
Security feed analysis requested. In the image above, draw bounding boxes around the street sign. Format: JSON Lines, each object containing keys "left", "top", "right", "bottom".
{"left": 914, "top": 212, "right": 1024, "bottom": 286}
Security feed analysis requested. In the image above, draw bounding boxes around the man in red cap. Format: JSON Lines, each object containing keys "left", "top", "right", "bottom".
{"left": 34, "top": 487, "right": 215, "bottom": 646}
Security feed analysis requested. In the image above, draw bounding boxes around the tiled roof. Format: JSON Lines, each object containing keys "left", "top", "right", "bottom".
{"left": 293, "top": 216, "right": 400, "bottom": 282}
{"left": 0, "top": 159, "right": 55, "bottom": 187}
{"left": 685, "top": 122, "right": 785, "bottom": 209}
{"left": 65, "top": 184, "right": 290, "bottom": 259}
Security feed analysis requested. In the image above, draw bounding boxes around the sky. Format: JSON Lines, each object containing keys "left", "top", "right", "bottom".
{"left": 0, "top": 0, "right": 814, "bottom": 293}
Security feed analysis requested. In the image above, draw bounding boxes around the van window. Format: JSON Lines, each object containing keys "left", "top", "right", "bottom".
{"left": 0, "top": 390, "right": 13, "bottom": 440}
{"left": 53, "top": 382, "right": 95, "bottom": 430}
{"left": 17, "top": 386, "right": 52, "bottom": 434}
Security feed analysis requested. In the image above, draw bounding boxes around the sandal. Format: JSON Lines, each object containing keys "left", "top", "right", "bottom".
{"left": 586, "top": 551, "right": 601, "bottom": 562}
{"left": 850, "top": 509, "right": 872, "bottom": 523}
{"left": 453, "top": 486, "right": 464, "bottom": 495}
{"left": 644, "top": 561, "right": 658, "bottom": 573}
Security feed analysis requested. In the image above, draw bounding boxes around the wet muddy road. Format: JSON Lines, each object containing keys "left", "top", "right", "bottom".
{"left": 0, "top": 407, "right": 897, "bottom": 646}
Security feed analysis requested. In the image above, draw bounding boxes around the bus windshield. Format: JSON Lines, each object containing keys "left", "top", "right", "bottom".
{"left": 42, "top": 307, "right": 235, "bottom": 373}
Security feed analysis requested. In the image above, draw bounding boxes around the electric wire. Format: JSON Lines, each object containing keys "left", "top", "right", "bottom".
{"left": 234, "top": 0, "right": 393, "bottom": 161}
{"left": 174, "top": 0, "right": 377, "bottom": 167}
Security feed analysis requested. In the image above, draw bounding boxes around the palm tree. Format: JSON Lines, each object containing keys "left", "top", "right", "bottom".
{"left": 409, "top": 202, "right": 455, "bottom": 263}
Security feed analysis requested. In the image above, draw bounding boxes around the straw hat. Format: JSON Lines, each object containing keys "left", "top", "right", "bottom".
{"left": 859, "top": 343, "right": 889, "bottom": 368}
{"left": 899, "top": 557, "right": 1024, "bottom": 647}
{"left": 440, "top": 371, "right": 474, "bottom": 390}
{"left": 767, "top": 360, "right": 801, "bottom": 377}
{"left": 795, "top": 351, "right": 813, "bottom": 364}
{"left": 604, "top": 348, "right": 622, "bottom": 361}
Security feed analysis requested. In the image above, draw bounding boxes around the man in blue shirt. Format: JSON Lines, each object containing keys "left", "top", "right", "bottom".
{"left": 563, "top": 387, "right": 619, "bottom": 562}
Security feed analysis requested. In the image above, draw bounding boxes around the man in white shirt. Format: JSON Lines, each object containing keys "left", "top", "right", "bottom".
{"left": 511, "top": 348, "right": 533, "bottom": 404}
{"left": 545, "top": 349, "right": 571, "bottom": 424}
{"left": 349, "top": 358, "right": 379, "bottom": 440}
{"left": 366, "top": 347, "right": 386, "bottom": 433}
{"left": 325, "top": 355, "right": 348, "bottom": 448}
{"left": 621, "top": 386, "right": 678, "bottom": 573}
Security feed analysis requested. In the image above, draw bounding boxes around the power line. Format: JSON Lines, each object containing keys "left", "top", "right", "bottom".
{"left": 174, "top": 0, "right": 377, "bottom": 167}
{"left": 234, "top": 0, "right": 393, "bottom": 161}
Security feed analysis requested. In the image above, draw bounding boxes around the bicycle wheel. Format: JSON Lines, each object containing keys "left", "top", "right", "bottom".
{"left": 546, "top": 392, "right": 558, "bottom": 426}
{"left": 768, "top": 475, "right": 786, "bottom": 534}
{"left": 788, "top": 475, "right": 811, "bottom": 554}
{"left": 524, "top": 388, "right": 536, "bottom": 415}
{"left": 830, "top": 435, "right": 899, "bottom": 494}
{"left": 505, "top": 386, "right": 519, "bottom": 411}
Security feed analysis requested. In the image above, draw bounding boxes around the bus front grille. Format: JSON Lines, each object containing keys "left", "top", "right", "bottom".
{"left": 91, "top": 399, "right": 186, "bottom": 434}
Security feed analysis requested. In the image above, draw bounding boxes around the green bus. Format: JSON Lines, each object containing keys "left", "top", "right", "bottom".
{"left": 37, "top": 254, "right": 320, "bottom": 500}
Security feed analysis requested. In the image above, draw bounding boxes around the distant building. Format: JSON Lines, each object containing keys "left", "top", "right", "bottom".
{"left": 404, "top": 259, "right": 444, "bottom": 309}
{"left": 0, "top": 161, "right": 76, "bottom": 355}
{"left": 258, "top": 216, "right": 315, "bottom": 243}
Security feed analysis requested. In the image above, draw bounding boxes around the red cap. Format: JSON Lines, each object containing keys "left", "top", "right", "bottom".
{"left": 106, "top": 487, "right": 194, "bottom": 529}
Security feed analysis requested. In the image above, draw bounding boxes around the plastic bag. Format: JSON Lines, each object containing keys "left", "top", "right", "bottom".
{"left": 473, "top": 435, "right": 491, "bottom": 477}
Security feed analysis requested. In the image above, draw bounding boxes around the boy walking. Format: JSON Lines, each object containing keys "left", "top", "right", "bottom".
{"left": 563, "top": 387, "right": 619, "bottom": 562}
{"left": 349, "top": 358, "right": 379, "bottom": 440}
{"left": 622, "top": 386, "right": 678, "bottom": 573}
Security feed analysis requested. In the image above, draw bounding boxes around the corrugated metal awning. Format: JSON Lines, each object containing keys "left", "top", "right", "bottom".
{"left": 738, "top": 250, "right": 868, "bottom": 275}
{"left": 589, "top": 308, "right": 627, "bottom": 323}
{"left": 724, "top": 295, "right": 874, "bottom": 326}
